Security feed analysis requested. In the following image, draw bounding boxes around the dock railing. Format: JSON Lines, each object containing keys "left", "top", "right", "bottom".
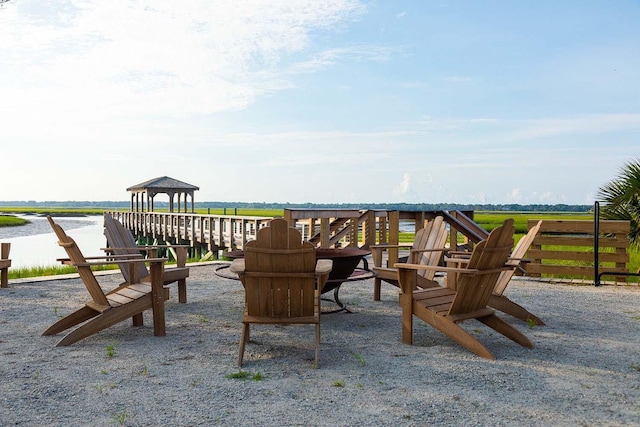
{"left": 104, "top": 211, "right": 273, "bottom": 258}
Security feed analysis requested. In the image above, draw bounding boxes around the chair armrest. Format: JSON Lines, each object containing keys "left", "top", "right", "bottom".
{"left": 370, "top": 244, "right": 413, "bottom": 250}
{"left": 507, "top": 257, "right": 531, "bottom": 264}
{"left": 60, "top": 257, "right": 167, "bottom": 268}
{"left": 59, "top": 254, "right": 143, "bottom": 263}
{"left": 137, "top": 244, "right": 191, "bottom": 249}
{"left": 409, "top": 247, "right": 449, "bottom": 254}
{"left": 229, "top": 259, "right": 245, "bottom": 274}
{"left": 448, "top": 251, "right": 472, "bottom": 258}
{"left": 371, "top": 244, "right": 413, "bottom": 267}
{"left": 395, "top": 262, "right": 476, "bottom": 275}
{"left": 315, "top": 259, "right": 333, "bottom": 275}
{"left": 396, "top": 262, "right": 510, "bottom": 276}
{"left": 445, "top": 256, "right": 471, "bottom": 265}
{"left": 507, "top": 257, "right": 530, "bottom": 275}
{"left": 102, "top": 246, "right": 188, "bottom": 267}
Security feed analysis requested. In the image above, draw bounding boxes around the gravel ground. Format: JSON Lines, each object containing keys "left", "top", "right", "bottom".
{"left": 1, "top": 262, "right": 639, "bottom": 426}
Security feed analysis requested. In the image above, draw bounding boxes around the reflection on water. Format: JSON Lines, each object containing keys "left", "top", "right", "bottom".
{"left": 0, "top": 215, "right": 106, "bottom": 269}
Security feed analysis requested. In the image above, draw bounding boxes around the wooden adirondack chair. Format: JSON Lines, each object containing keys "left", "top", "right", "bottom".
{"left": 396, "top": 219, "right": 533, "bottom": 359}
{"left": 0, "top": 243, "right": 10, "bottom": 288}
{"left": 229, "top": 218, "right": 332, "bottom": 367}
{"left": 103, "top": 214, "right": 189, "bottom": 303}
{"left": 488, "top": 220, "right": 544, "bottom": 325}
{"left": 43, "top": 216, "right": 169, "bottom": 347}
{"left": 371, "top": 216, "right": 448, "bottom": 301}
{"left": 447, "top": 220, "right": 544, "bottom": 325}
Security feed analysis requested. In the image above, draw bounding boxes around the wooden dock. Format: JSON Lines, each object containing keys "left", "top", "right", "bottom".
{"left": 104, "top": 211, "right": 273, "bottom": 259}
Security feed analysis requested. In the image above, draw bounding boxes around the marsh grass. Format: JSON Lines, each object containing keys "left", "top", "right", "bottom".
{"left": 474, "top": 212, "right": 593, "bottom": 234}
{"left": 0, "top": 214, "right": 29, "bottom": 227}
{"left": 8, "top": 257, "right": 194, "bottom": 280}
{"left": 9, "top": 264, "right": 119, "bottom": 279}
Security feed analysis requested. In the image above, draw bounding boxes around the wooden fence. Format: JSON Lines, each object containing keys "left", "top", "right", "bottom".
{"left": 526, "top": 219, "right": 631, "bottom": 282}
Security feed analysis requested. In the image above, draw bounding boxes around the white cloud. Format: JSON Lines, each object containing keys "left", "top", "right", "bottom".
{"left": 398, "top": 173, "right": 411, "bottom": 194}
{"left": 507, "top": 188, "right": 522, "bottom": 203}
{"left": 392, "top": 173, "right": 414, "bottom": 201}
{"left": 0, "top": 0, "right": 365, "bottom": 122}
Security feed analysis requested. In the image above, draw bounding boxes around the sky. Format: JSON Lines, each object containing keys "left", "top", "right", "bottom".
{"left": 1, "top": 1, "right": 639, "bottom": 205}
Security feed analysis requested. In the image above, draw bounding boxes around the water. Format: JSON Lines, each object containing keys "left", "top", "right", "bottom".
{"left": 0, "top": 215, "right": 106, "bottom": 269}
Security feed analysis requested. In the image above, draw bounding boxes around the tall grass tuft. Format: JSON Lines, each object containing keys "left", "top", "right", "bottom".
{"left": 9, "top": 264, "right": 119, "bottom": 279}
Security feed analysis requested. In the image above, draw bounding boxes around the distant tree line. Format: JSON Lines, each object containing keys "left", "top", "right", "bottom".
{"left": 0, "top": 200, "right": 593, "bottom": 212}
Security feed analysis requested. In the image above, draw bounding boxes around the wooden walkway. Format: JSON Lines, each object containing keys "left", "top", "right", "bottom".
{"left": 104, "top": 211, "right": 273, "bottom": 258}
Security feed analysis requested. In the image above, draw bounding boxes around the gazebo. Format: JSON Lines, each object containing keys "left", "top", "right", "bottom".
{"left": 127, "top": 176, "right": 199, "bottom": 213}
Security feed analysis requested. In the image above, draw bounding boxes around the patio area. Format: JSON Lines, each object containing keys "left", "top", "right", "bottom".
{"left": 1, "top": 263, "right": 638, "bottom": 425}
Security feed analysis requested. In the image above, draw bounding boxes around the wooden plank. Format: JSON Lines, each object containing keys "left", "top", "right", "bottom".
{"left": 526, "top": 264, "right": 627, "bottom": 276}
{"left": 531, "top": 219, "right": 629, "bottom": 234}
{"left": 534, "top": 235, "right": 629, "bottom": 248}
{"left": 527, "top": 249, "right": 629, "bottom": 263}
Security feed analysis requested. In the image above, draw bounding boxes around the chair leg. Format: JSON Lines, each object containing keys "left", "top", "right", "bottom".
{"left": 132, "top": 313, "right": 144, "bottom": 327}
{"left": 178, "top": 279, "right": 187, "bottom": 303}
{"left": 55, "top": 298, "right": 153, "bottom": 346}
{"left": 54, "top": 307, "right": 135, "bottom": 346}
{"left": 0, "top": 269, "right": 8, "bottom": 288}
{"left": 399, "top": 293, "right": 414, "bottom": 345}
{"left": 238, "top": 323, "right": 249, "bottom": 367}
{"left": 488, "top": 294, "right": 545, "bottom": 326}
{"left": 423, "top": 312, "right": 495, "bottom": 359}
{"left": 373, "top": 278, "right": 381, "bottom": 301}
{"left": 149, "top": 263, "right": 166, "bottom": 337}
{"left": 42, "top": 306, "right": 98, "bottom": 336}
{"left": 478, "top": 314, "right": 534, "bottom": 348}
{"left": 315, "top": 323, "right": 320, "bottom": 367}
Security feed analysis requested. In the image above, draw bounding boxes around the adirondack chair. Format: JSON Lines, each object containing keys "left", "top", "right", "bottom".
{"left": 103, "top": 214, "right": 189, "bottom": 303}
{"left": 43, "top": 216, "right": 169, "bottom": 347}
{"left": 396, "top": 219, "right": 533, "bottom": 359}
{"left": 447, "top": 221, "right": 544, "bottom": 325}
{"left": 229, "top": 218, "right": 333, "bottom": 367}
{"left": 371, "top": 216, "right": 448, "bottom": 301}
{"left": 488, "top": 220, "right": 544, "bottom": 325}
{"left": 0, "top": 243, "right": 10, "bottom": 288}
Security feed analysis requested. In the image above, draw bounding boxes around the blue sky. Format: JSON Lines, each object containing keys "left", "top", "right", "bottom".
{"left": 1, "top": 1, "right": 639, "bottom": 205}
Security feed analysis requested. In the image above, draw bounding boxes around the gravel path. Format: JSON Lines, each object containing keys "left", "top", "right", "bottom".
{"left": 1, "top": 263, "right": 639, "bottom": 426}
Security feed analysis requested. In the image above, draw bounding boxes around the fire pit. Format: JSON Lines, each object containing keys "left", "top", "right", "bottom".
{"left": 315, "top": 248, "right": 373, "bottom": 313}
{"left": 218, "top": 247, "right": 374, "bottom": 313}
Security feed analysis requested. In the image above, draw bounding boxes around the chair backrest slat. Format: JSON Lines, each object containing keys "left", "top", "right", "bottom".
{"left": 47, "top": 216, "right": 111, "bottom": 308}
{"left": 411, "top": 216, "right": 448, "bottom": 281}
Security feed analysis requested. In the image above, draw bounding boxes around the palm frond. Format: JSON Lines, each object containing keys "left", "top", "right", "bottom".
{"left": 597, "top": 158, "right": 640, "bottom": 247}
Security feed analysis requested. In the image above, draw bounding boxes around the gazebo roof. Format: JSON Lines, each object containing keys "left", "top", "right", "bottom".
{"left": 127, "top": 176, "right": 199, "bottom": 192}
